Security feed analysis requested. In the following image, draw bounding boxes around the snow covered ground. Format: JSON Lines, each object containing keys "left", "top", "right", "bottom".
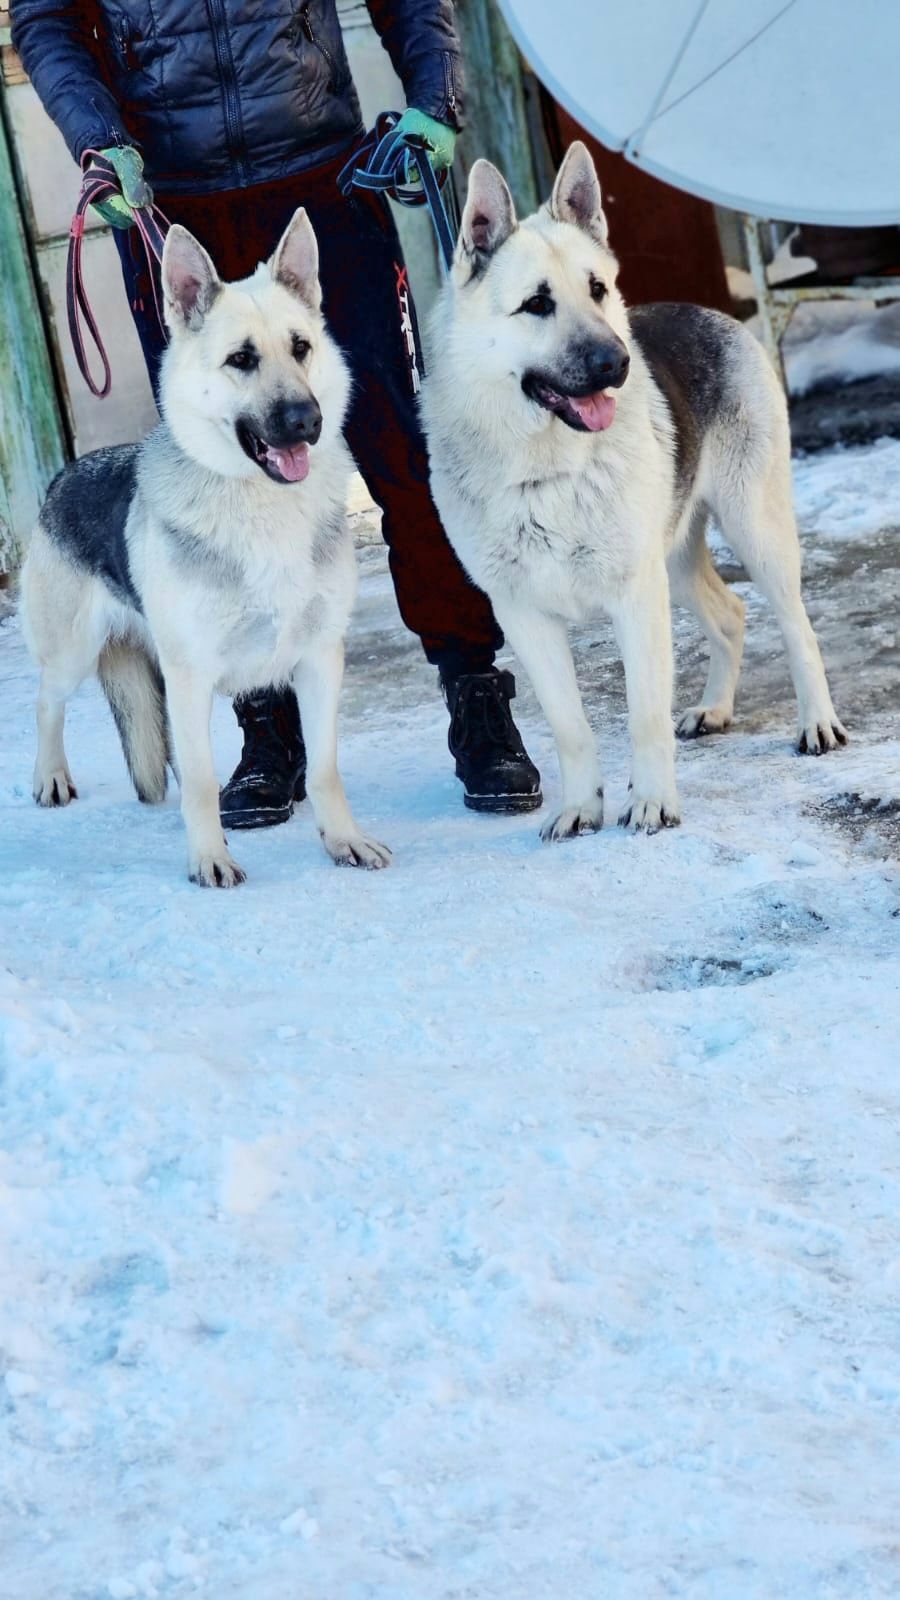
{"left": 2, "top": 440, "right": 900, "bottom": 1600}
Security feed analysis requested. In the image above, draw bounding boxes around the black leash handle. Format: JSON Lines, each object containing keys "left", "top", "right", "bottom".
{"left": 68, "top": 152, "right": 170, "bottom": 398}
{"left": 337, "top": 112, "right": 460, "bottom": 272}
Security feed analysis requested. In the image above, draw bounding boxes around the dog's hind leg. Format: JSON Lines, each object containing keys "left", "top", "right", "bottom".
{"left": 669, "top": 508, "right": 746, "bottom": 741}
{"left": 33, "top": 662, "right": 83, "bottom": 807}
{"left": 493, "top": 603, "right": 603, "bottom": 842}
{"left": 22, "top": 534, "right": 111, "bottom": 805}
{"left": 713, "top": 454, "right": 847, "bottom": 755}
{"left": 26, "top": 590, "right": 104, "bottom": 807}
{"left": 98, "top": 639, "right": 169, "bottom": 803}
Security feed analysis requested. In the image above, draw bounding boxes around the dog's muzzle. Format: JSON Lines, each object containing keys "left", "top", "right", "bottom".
{"left": 522, "top": 343, "right": 630, "bottom": 433}
{"left": 236, "top": 397, "right": 323, "bottom": 484}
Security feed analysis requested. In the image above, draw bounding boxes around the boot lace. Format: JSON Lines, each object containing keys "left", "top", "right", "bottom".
{"left": 232, "top": 690, "right": 303, "bottom": 778}
{"left": 447, "top": 670, "right": 522, "bottom": 756}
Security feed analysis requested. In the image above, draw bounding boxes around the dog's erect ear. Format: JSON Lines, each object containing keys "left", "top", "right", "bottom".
{"left": 459, "top": 159, "right": 518, "bottom": 269}
{"left": 161, "top": 225, "right": 221, "bottom": 332}
{"left": 271, "top": 208, "right": 321, "bottom": 311}
{"left": 550, "top": 142, "right": 609, "bottom": 247}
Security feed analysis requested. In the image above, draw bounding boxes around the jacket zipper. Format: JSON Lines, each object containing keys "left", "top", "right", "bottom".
{"left": 298, "top": 3, "right": 338, "bottom": 92}
{"left": 204, "top": 0, "right": 250, "bottom": 183}
{"left": 115, "top": 15, "right": 134, "bottom": 68}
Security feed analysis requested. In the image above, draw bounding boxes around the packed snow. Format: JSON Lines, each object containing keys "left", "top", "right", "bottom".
{"left": 726, "top": 272, "right": 900, "bottom": 399}
{"left": 785, "top": 304, "right": 900, "bottom": 399}
{"left": 1, "top": 440, "right": 899, "bottom": 1600}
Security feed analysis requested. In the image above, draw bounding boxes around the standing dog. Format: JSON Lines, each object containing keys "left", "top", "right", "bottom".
{"left": 21, "top": 210, "right": 390, "bottom": 884}
{"left": 421, "top": 144, "right": 846, "bottom": 840}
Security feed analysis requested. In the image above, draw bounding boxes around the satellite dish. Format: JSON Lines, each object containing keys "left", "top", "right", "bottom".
{"left": 495, "top": 0, "right": 900, "bottom": 225}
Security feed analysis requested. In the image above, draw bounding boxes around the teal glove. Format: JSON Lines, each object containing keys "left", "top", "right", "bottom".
{"left": 393, "top": 108, "right": 457, "bottom": 179}
{"left": 89, "top": 146, "right": 153, "bottom": 229}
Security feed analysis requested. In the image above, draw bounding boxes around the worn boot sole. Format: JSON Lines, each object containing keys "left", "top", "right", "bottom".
{"left": 463, "top": 789, "right": 543, "bottom": 815}
{"left": 219, "top": 774, "right": 306, "bottom": 831}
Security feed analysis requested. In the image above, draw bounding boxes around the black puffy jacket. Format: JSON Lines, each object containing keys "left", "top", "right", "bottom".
{"left": 10, "top": 0, "right": 465, "bottom": 193}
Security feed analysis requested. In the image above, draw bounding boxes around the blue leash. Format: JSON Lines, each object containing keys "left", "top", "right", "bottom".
{"left": 337, "top": 111, "right": 459, "bottom": 272}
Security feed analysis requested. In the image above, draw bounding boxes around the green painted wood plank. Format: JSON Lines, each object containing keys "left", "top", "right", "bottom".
{"left": 453, "top": 0, "right": 540, "bottom": 216}
{"left": 0, "top": 86, "right": 65, "bottom": 571}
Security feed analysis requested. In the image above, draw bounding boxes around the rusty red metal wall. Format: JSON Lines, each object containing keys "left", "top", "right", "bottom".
{"left": 542, "top": 96, "right": 732, "bottom": 313}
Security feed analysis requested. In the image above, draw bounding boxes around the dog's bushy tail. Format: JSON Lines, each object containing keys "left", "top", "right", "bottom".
{"left": 98, "top": 639, "right": 170, "bottom": 803}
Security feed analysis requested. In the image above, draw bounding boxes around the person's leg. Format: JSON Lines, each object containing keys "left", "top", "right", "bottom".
{"left": 303, "top": 175, "right": 540, "bottom": 811}
{"left": 309, "top": 182, "right": 498, "bottom": 667}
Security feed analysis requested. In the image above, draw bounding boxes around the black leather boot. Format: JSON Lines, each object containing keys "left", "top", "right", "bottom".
{"left": 442, "top": 667, "right": 542, "bottom": 814}
{"left": 219, "top": 687, "right": 307, "bottom": 830}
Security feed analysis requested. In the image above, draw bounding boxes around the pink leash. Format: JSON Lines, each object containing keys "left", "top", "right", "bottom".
{"left": 67, "top": 151, "right": 170, "bottom": 397}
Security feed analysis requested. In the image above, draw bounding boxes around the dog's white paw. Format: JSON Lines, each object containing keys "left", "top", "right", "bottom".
{"left": 322, "top": 832, "right": 392, "bottom": 870}
{"left": 797, "top": 716, "right": 848, "bottom": 756}
{"left": 618, "top": 792, "right": 681, "bottom": 834}
{"left": 189, "top": 849, "right": 247, "bottom": 888}
{"left": 676, "top": 705, "right": 731, "bottom": 740}
{"left": 540, "top": 793, "right": 604, "bottom": 843}
{"left": 34, "top": 767, "right": 77, "bottom": 807}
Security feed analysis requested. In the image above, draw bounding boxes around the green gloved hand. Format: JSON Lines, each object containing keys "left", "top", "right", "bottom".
{"left": 393, "top": 108, "right": 457, "bottom": 180}
{"left": 88, "top": 146, "right": 153, "bottom": 229}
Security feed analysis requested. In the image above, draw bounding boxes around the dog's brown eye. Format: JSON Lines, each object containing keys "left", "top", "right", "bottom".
{"left": 225, "top": 345, "right": 259, "bottom": 373}
{"left": 589, "top": 276, "right": 606, "bottom": 302}
{"left": 291, "top": 335, "right": 311, "bottom": 363}
{"left": 519, "top": 291, "right": 555, "bottom": 318}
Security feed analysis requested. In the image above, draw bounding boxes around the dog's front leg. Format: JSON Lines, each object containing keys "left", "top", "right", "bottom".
{"left": 607, "top": 558, "right": 681, "bottom": 833}
{"left": 161, "top": 663, "right": 246, "bottom": 886}
{"left": 292, "top": 642, "right": 391, "bottom": 869}
{"left": 495, "top": 604, "right": 603, "bottom": 841}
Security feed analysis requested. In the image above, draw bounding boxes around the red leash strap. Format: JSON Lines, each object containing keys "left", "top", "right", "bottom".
{"left": 67, "top": 152, "right": 170, "bottom": 398}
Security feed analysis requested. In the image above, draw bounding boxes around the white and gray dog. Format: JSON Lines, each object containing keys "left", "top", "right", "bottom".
{"left": 421, "top": 143, "right": 846, "bottom": 840}
{"left": 21, "top": 209, "right": 390, "bottom": 885}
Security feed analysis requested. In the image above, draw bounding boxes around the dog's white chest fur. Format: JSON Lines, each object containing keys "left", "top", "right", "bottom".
{"left": 130, "top": 437, "right": 357, "bottom": 697}
{"left": 485, "top": 460, "right": 635, "bottom": 617}
{"left": 428, "top": 375, "right": 665, "bottom": 624}
{"left": 216, "top": 536, "right": 353, "bottom": 694}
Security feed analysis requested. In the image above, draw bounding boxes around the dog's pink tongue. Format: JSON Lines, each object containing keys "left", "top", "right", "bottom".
{"left": 570, "top": 391, "right": 617, "bottom": 432}
{"left": 266, "top": 441, "right": 311, "bottom": 482}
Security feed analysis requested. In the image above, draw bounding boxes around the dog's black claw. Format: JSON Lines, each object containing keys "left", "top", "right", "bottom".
{"left": 189, "top": 861, "right": 246, "bottom": 887}
{"left": 799, "top": 720, "right": 848, "bottom": 757}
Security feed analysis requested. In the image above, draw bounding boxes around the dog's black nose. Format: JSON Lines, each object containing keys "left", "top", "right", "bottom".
{"left": 591, "top": 347, "right": 630, "bottom": 390}
{"left": 270, "top": 397, "right": 322, "bottom": 446}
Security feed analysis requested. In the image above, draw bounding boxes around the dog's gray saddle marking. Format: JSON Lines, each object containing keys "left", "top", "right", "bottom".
{"left": 41, "top": 444, "right": 142, "bottom": 611}
{"left": 629, "top": 303, "right": 732, "bottom": 504}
